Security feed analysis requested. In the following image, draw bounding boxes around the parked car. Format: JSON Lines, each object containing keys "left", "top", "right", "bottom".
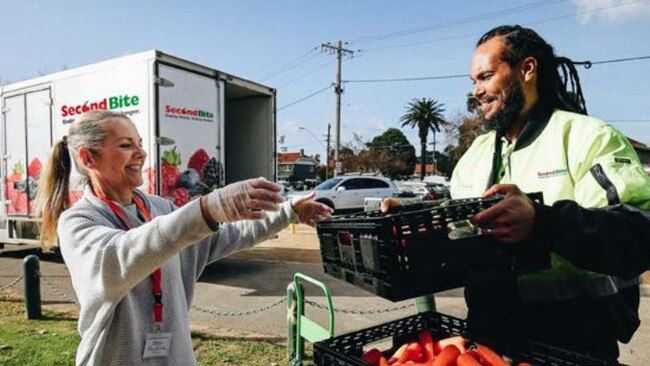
{"left": 423, "top": 174, "right": 450, "bottom": 187}
{"left": 425, "top": 182, "right": 451, "bottom": 200}
{"left": 278, "top": 179, "right": 292, "bottom": 198}
{"left": 395, "top": 181, "right": 428, "bottom": 197}
{"left": 303, "top": 175, "right": 398, "bottom": 212}
{"left": 395, "top": 181, "right": 450, "bottom": 200}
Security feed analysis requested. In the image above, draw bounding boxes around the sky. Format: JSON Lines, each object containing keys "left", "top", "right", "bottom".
{"left": 1, "top": 0, "right": 649, "bottom": 160}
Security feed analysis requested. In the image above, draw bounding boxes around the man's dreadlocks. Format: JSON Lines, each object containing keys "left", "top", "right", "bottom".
{"left": 477, "top": 25, "right": 588, "bottom": 115}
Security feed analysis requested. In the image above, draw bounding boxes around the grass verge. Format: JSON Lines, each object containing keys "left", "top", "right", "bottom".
{"left": 0, "top": 299, "right": 289, "bottom": 365}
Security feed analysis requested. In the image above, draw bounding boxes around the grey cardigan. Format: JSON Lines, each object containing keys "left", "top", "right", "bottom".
{"left": 58, "top": 187, "right": 293, "bottom": 366}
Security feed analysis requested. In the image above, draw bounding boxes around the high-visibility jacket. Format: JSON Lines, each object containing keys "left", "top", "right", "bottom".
{"left": 451, "top": 108, "right": 650, "bottom": 302}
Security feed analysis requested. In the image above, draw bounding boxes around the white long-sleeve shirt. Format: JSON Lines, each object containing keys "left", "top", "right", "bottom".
{"left": 58, "top": 187, "right": 292, "bottom": 365}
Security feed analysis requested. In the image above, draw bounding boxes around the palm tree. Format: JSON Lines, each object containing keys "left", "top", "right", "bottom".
{"left": 400, "top": 98, "right": 447, "bottom": 180}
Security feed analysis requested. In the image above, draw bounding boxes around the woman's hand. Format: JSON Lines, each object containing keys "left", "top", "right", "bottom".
{"left": 206, "top": 177, "right": 285, "bottom": 222}
{"left": 471, "top": 184, "right": 536, "bottom": 244}
{"left": 290, "top": 191, "right": 333, "bottom": 227}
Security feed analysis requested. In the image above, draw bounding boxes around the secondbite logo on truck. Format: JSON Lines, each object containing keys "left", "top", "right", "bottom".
{"left": 61, "top": 94, "right": 140, "bottom": 124}
{"left": 164, "top": 105, "right": 215, "bottom": 123}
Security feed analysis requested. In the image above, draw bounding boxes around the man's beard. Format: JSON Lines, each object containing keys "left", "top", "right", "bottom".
{"left": 481, "top": 77, "right": 525, "bottom": 135}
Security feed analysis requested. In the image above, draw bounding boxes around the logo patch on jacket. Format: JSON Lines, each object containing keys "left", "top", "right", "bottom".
{"left": 537, "top": 168, "right": 568, "bottom": 179}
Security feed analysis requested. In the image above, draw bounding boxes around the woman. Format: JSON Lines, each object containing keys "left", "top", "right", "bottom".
{"left": 37, "top": 110, "right": 331, "bottom": 366}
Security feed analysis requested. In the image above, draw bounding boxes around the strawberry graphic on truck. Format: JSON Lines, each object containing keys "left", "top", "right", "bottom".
{"left": 0, "top": 50, "right": 277, "bottom": 247}
{"left": 158, "top": 147, "right": 224, "bottom": 207}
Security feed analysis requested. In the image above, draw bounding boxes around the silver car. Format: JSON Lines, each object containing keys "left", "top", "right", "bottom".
{"left": 307, "top": 175, "right": 398, "bottom": 212}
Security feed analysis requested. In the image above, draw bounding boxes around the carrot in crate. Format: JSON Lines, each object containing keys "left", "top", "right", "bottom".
{"left": 475, "top": 345, "right": 509, "bottom": 366}
{"left": 432, "top": 345, "right": 461, "bottom": 366}
{"left": 434, "top": 336, "right": 466, "bottom": 354}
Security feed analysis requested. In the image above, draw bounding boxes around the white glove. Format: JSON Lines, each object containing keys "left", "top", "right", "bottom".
{"left": 206, "top": 177, "right": 284, "bottom": 222}
{"left": 290, "top": 191, "right": 333, "bottom": 227}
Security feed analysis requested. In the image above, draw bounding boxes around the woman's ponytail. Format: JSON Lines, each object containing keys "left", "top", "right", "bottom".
{"left": 36, "top": 137, "right": 72, "bottom": 250}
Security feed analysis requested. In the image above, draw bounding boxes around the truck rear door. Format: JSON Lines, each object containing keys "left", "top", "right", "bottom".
{"left": 2, "top": 89, "right": 51, "bottom": 216}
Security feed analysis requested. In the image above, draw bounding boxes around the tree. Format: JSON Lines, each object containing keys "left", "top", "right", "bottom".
{"left": 443, "top": 94, "right": 486, "bottom": 172}
{"left": 315, "top": 164, "right": 327, "bottom": 181}
{"left": 366, "top": 128, "right": 416, "bottom": 178}
{"left": 332, "top": 146, "right": 356, "bottom": 174}
{"left": 424, "top": 150, "right": 454, "bottom": 178}
{"left": 400, "top": 98, "right": 447, "bottom": 180}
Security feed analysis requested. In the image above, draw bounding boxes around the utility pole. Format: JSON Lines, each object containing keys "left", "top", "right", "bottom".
{"left": 429, "top": 135, "right": 438, "bottom": 175}
{"left": 325, "top": 123, "right": 331, "bottom": 179}
{"left": 321, "top": 41, "right": 354, "bottom": 176}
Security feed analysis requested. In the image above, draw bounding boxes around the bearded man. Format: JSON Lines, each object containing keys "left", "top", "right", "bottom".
{"left": 450, "top": 25, "right": 650, "bottom": 361}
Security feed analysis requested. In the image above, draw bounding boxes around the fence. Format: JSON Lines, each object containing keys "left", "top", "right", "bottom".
{"left": 0, "top": 258, "right": 416, "bottom": 319}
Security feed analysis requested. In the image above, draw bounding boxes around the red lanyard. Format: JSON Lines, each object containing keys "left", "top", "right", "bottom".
{"left": 97, "top": 193, "right": 163, "bottom": 327}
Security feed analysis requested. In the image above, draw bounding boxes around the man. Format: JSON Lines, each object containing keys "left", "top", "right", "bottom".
{"left": 451, "top": 25, "right": 650, "bottom": 360}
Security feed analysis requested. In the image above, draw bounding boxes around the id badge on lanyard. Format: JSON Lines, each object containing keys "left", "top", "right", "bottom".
{"left": 97, "top": 193, "right": 173, "bottom": 359}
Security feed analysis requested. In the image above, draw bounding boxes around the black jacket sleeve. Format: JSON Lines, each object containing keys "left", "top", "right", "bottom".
{"left": 529, "top": 200, "right": 650, "bottom": 280}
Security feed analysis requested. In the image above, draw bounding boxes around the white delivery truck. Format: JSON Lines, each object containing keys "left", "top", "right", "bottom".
{"left": 0, "top": 50, "right": 276, "bottom": 246}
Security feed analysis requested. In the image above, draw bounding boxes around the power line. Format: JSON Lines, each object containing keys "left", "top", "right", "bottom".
{"left": 348, "top": 0, "right": 568, "bottom": 44}
{"left": 345, "top": 74, "right": 468, "bottom": 84}
{"left": 608, "top": 119, "right": 650, "bottom": 123}
{"left": 277, "top": 84, "right": 333, "bottom": 111}
{"left": 591, "top": 55, "right": 650, "bottom": 66}
{"left": 282, "top": 142, "right": 324, "bottom": 149}
{"left": 276, "top": 54, "right": 649, "bottom": 113}
{"left": 275, "top": 60, "right": 334, "bottom": 88}
{"left": 343, "top": 54, "right": 650, "bottom": 84}
{"left": 360, "top": 32, "right": 478, "bottom": 53}
{"left": 356, "top": 0, "right": 645, "bottom": 54}
{"left": 259, "top": 47, "right": 319, "bottom": 81}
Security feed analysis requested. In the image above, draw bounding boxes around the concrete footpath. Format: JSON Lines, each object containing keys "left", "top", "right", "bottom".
{"left": 1, "top": 224, "right": 648, "bottom": 365}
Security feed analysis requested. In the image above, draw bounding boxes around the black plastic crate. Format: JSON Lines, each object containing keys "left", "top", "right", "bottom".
{"left": 316, "top": 194, "right": 544, "bottom": 301}
{"left": 313, "top": 311, "right": 620, "bottom": 366}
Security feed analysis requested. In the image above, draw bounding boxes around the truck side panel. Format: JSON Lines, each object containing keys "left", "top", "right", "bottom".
{"left": 51, "top": 59, "right": 152, "bottom": 199}
{"left": 156, "top": 63, "right": 220, "bottom": 206}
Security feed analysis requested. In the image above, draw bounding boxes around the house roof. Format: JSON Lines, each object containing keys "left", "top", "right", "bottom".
{"left": 278, "top": 152, "right": 318, "bottom": 164}
{"left": 278, "top": 152, "right": 302, "bottom": 163}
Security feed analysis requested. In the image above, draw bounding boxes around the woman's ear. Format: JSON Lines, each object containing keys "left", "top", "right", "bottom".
{"left": 78, "top": 147, "right": 95, "bottom": 168}
{"left": 520, "top": 56, "right": 538, "bottom": 83}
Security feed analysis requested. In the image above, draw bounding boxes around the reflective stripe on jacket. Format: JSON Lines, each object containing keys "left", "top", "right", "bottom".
{"left": 451, "top": 109, "right": 650, "bottom": 302}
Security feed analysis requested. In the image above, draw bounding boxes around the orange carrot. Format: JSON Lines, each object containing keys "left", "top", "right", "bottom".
{"left": 418, "top": 330, "right": 435, "bottom": 362}
{"left": 475, "top": 345, "right": 509, "bottom": 366}
{"left": 434, "top": 336, "right": 466, "bottom": 354}
{"left": 361, "top": 348, "right": 383, "bottom": 365}
{"left": 432, "top": 345, "right": 461, "bottom": 366}
{"left": 457, "top": 353, "right": 482, "bottom": 366}
{"left": 389, "top": 343, "right": 409, "bottom": 364}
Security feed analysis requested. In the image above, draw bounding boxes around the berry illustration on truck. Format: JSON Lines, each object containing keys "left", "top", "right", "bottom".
{"left": 0, "top": 50, "right": 277, "bottom": 246}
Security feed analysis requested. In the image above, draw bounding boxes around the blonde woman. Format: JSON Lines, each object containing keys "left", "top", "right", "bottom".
{"left": 37, "top": 110, "right": 331, "bottom": 366}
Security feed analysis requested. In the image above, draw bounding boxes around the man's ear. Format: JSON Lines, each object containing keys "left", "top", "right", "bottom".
{"left": 520, "top": 56, "right": 537, "bottom": 83}
{"left": 78, "top": 147, "right": 95, "bottom": 168}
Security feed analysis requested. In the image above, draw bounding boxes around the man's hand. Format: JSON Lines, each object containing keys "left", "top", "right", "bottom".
{"left": 380, "top": 198, "right": 401, "bottom": 214}
{"left": 290, "top": 191, "right": 333, "bottom": 227}
{"left": 471, "top": 184, "right": 536, "bottom": 244}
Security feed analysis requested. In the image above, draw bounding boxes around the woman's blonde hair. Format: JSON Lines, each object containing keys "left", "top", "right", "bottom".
{"left": 36, "top": 110, "right": 130, "bottom": 250}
